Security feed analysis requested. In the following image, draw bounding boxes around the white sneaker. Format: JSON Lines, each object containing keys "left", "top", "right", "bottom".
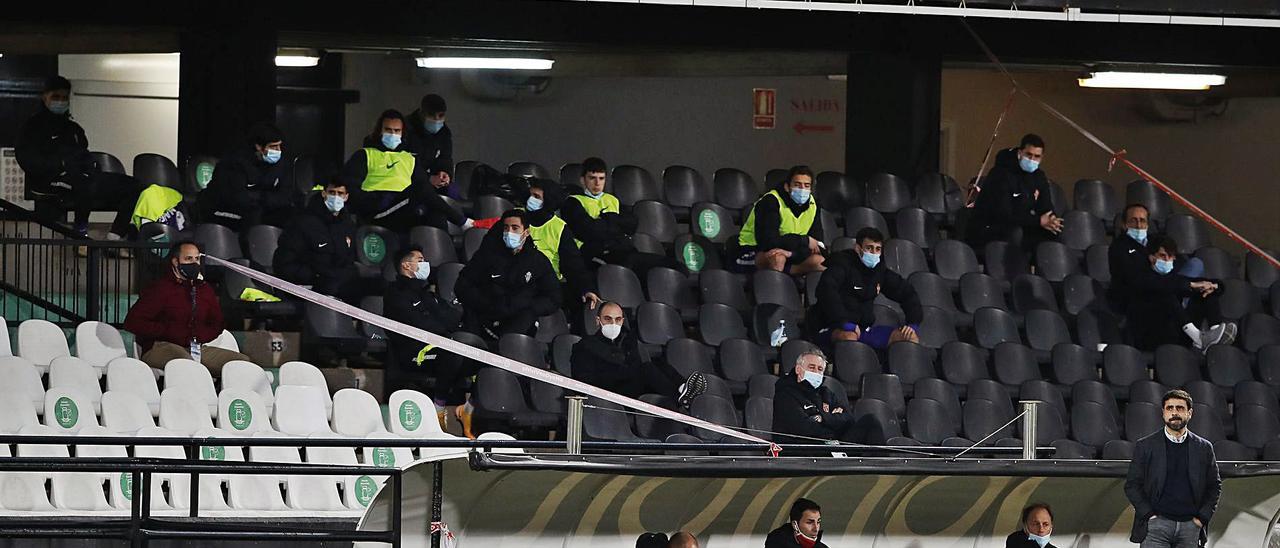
{"left": 1200, "top": 323, "right": 1238, "bottom": 351}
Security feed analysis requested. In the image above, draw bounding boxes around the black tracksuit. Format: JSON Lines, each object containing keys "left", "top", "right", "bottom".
{"left": 405, "top": 109, "right": 453, "bottom": 174}
{"left": 383, "top": 274, "right": 464, "bottom": 401}
{"left": 809, "top": 249, "right": 922, "bottom": 332}
{"left": 743, "top": 184, "right": 825, "bottom": 259}
{"left": 16, "top": 107, "right": 141, "bottom": 235}
{"left": 273, "top": 194, "right": 360, "bottom": 303}
{"left": 454, "top": 237, "right": 562, "bottom": 338}
{"left": 765, "top": 523, "right": 829, "bottom": 548}
{"left": 198, "top": 146, "right": 297, "bottom": 231}
{"left": 570, "top": 330, "right": 683, "bottom": 398}
{"left": 560, "top": 194, "right": 676, "bottom": 280}
{"left": 338, "top": 136, "right": 466, "bottom": 233}
{"left": 772, "top": 375, "right": 854, "bottom": 444}
{"left": 967, "top": 148, "right": 1056, "bottom": 252}
{"left": 1121, "top": 261, "right": 1225, "bottom": 351}
{"left": 479, "top": 182, "right": 597, "bottom": 302}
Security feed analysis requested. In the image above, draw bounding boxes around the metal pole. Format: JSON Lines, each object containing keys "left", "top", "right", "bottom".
{"left": 1020, "top": 400, "right": 1041, "bottom": 460}
{"left": 566, "top": 396, "right": 587, "bottom": 455}
{"left": 430, "top": 462, "right": 443, "bottom": 548}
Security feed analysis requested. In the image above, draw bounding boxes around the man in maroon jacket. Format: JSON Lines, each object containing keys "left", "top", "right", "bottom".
{"left": 124, "top": 240, "right": 250, "bottom": 374}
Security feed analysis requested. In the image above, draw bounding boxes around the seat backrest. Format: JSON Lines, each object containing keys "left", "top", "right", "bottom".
{"left": 883, "top": 239, "right": 928, "bottom": 278}
{"left": 908, "top": 397, "right": 958, "bottom": 444}
{"left": 634, "top": 200, "right": 677, "bottom": 243}
{"left": 993, "top": 343, "right": 1041, "bottom": 385}
{"left": 159, "top": 388, "right": 215, "bottom": 435}
{"left": 866, "top": 173, "right": 912, "bottom": 213}
{"left": 712, "top": 168, "right": 758, "bottom": 210}
{"left": 894, "top": 207, "right": 938, "bottom": 249}
{"left": 0, "top": 356, "right": 47, "bottom": 415}
{"left": 719, "top": 339, "right": 768, "bottom": 382}
{"left": 852, "top": 398, "right": 903, "bottom": 444}
{"left": 246, "top": 224, "right": 284, "bottom": 272}
{"left": 0, "top": 388, "right": 39, "bottom": 434}
{"left": 963, "top": 399, "right": 1016, "bottom": 441}
{"left": 973, "top": 307, "right": 1020, "bottom": 348}
{"left": 163, "top": 358, "right": 218, "bottom": 415}
{"left": 647, "top": 267, "right": 697, "bottom": 312}
{"left": 597, "top": 265, "right": 645, "bottom": 308}
{"left": 1060, "top": 210, "right": 1105, "bottom": 251}
{"left": 638, "top": 302, "right": 683, "bottom": 346}
{"left": 273, "top": 385, "right": 335, "bottom": 436}
{"left": 278, "top": 361, "right": 334, "bottom": 415}
{"left": 960, "top": 272, "right": 1008, "bottom": 313}
{"left": 610, "top": 165, "right": 662, "bottom": 206}
{"left": 74, "top": 321, "right": 127, "bottom": 369}
{"left": 101, "top": 391, "right": 157, "bottom": 434}
{"left": 408, "top": 225, "right": 459, "bottom": 266}
{"left": 217, "top": 389, "right": 273, "bottom": 435}
{"left": 133, "top": 153, "right": 181, "bottom": 188}
{"left": 49, "top": 356, "right": 103, "bottom": 401}
{"left": 934, "top": 240, "right": 980, "bottom": 282}
{"left": 388, "top": 389, "right": 455, "bottom": 439}
{"left": 699, "top": 269, "right": 749, "bottom": 312}
{"left": 105, "top": 357, "right": 161, "bottom": 414}
{"left": 1154, "top": 344, "right": 1203, "bottom": 387}
{"left": 815, "top": 171, "right": 864, "bottom": 212}
{"left": 753, "top": 269, "right": 802, "bottom": 311}
{"left": 690, "top": 202, "right": 738, "bottom": 244}
{"left": 194, "top": 223, "right": 243, "bottom": 260}
{"left": 941, "top": 342, "right": 990, "bottom": 385}
{"left": 1025, "top": 309, "right": 1070, "bottom": 351}
{"left": 17, "top": 319, "right": 70, "bottom": 366}
{"left": 332, "top": 388, "right": 389, "bottom": 437}
{"left": 1073, "top": 179, "right": 1118, "bottom": 221}
{"left": 220, "top": 359, "right": 274, "bottom": 407}
{"left": 843, "top": 207, "right": 890, "bottom": 237}
{"left": 44, "top": 388, "right": 100, "bottom": 434}
{"left": 662, "top": 165, "right": 711, "bottom": 209}
{"left": 698, "top": 304, "right": 747, "bottom": 346}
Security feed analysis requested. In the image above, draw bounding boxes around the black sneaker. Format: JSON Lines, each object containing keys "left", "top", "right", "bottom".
{"left": 677, "top": 372, "right": 707, "bottom": 408}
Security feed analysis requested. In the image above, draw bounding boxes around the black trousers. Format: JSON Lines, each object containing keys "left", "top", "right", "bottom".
{"left": 462, "top": 309, "right": 540, "bottom": 340}
{"left": 36, "top": 171, "right": 143, "bottom": 237}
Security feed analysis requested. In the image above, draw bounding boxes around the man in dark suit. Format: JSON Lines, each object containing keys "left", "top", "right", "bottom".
{"left": 1124, "top": 389, "right": 1221, "bottom": 548}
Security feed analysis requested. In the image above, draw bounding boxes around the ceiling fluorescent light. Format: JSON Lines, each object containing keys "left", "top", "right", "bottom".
{"left": 275, "top": 55, "right": 320, "bottom": 67}
{"left": 1079, "top": 71, "right": 1226, "bottom": 90}
{"left": 416, "top": 57, "right": 554, "bottom": 70}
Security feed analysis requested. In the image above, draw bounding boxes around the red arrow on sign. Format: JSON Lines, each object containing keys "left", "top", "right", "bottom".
{"left": 793, "top": 122, "right": 834, "bottom": 135}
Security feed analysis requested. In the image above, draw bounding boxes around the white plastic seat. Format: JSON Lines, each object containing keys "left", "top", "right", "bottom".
{"left": 387, "top": 389, "right": 460, "bottom": 440}
{"left": 163, "top": 358, "right": 218, "bottom": 418}
{"left": 280, "top": 434, "right": 344, "bottom": 512}
{"left": 21, "top": 425, "right": 110, "bottom": 513}
{"left": 304, "top": 433, "right": 373, "bottom": 511}
{"left": 105, "top": 357, "right": 162, "bottom": 416}
{"left": 73, "top": 426, "right": 130, "bottom": 511}
{"left": 5, "top": 425, "right": 62, "bottom": 512}
{"left": 0, "top": 389, "right": 39, "bottom": 434}
{"left": 273, "top": 385, "right": 335, "bottom": 436}
{"left": 170, "top": 427, "right": 239, "bottom": 512}
{"left": 217, "top": 389, "right": 276, "bottom": 436}
{"left": 278, "top": 361, "right": 333, "bottom": 418}
{"left": 74, "top": 321, "right": 127, "bottom": 372}
{"left": 229, "top": 435, "right": 296, "bottom": 511}
{"left": 159, "top": 388, "right": 216, "bottom": 435}
{"left": 49, "top": 356, "right": 104, "bottom": 414}
{"left": 16, "top": 319, "right": 70, "bottom": 374}
{"left": 332, "top": 389, "right": 389, "bottom": 437}
{"left": 133, "top": 426, "right": 185, "bottom": 511}
{"left": 362, "top": 432, "right": 417, "bottom": 468}
{"left": 0, "top": 316, "right": 12, "bottom": 356}
{"left": 101, "top": 391, "right": 157, "bottom": 435}
{"left": 0, "top": 356, "right": 47, "bottom": 415}
{"left": 220, "top": 360, "right": 275, "bottom": 415}
{"left": 206, "top": 329, "right": 240, "bottom": 352}
{"left": 43, "top": 388, "right": 101, "bottom": 434}
{"left": 476, "top": 431, "right": 524, "bottom": 454}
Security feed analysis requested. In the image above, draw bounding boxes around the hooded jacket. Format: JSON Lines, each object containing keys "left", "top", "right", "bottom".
{"left": 482, "top": 180, "right": 596, "bottom": 296}
{"left": 339, "top": 134, "right": 466, "bottom": 227}
{"left": 810, "top": 249, "right": 922, "bottom": 330}
{"left": 405, "top": 108, "right": 454, "bottom": 173}
{"left": 16, "top": 107, "right": 91, "bottom": 198}
{"left": 771, "top": 375, "right": 852, "bottom": 444}
{"left": 454, "top": 235, "right": 562, "bottom": 321}
{"left": 765, "top": 522, "right": 830, "bottom": 548}
{"left": 741, "top": 182, "right": 825, "bottom": 253}
{"left": 124, "top": 272, "right": 224, "bottom": 352}
{"left": 273, "top": 193, "right": 358, "bottom": 286}
{"left": 967, "top": 148, "right": 1054, "bottom": 244}
{"left": 199, "top": 145, "right": 297, "bottom": 224}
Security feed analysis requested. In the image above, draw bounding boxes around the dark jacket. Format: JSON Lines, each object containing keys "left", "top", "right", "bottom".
{"left": 1124, "top": 430, "right": 1221, "bottom": 545}
{"left": 1124, "top": 264, "right": 1221, "bottom": 351}
{"left": 123, "top": 273, "right": 224, "bottom": 353}
{"left": 569, "top": 330, "right": 651, "bottom": 397}
{"left": 764, "top": 523, "right": 829, "bottom": 548}
{"left": 383, "top": 275, "right": 462, "bottom": 371}
{"left": 968, "top": 148, "right": 1054, "bottom": 245}
{"left": 199, "top": 146, "right": 296, "bottom": 224}
{"left": 810, "top": 250, "right": 922, "bottom": 330}
{"left": 1107, "top": 231, "right": 1151, "bottom": 310}
{"left": 338, "top": 135, "right": 466, "bottom": 227}
{"left": 15, "top": 107, "right": 91, "bottom": 198}
{"left": 480, "top": 182, "right": 596, "bottom": 296}
{"left": 771, "top": 375, "right": 852, "bottom": 444}
{"left": 454, "top": 238, "right": 562, "bottom": 321}
{"left": 560, "top": 194, "right": 638, "bottom": 261}
{"left": 1005, "top": 530, "right": 1056, "bottom": 548}
{"left": 405, "top": 109, "right": 454, "bottom": 173}
{"left": 746, "top": 185, "right": 825, "bottom": 254}
{"left": 273, "top": 194, "right": 358, "bottom": 287}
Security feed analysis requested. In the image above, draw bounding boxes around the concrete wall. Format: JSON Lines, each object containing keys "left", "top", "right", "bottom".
{"left": 58, "top": 53, "right": 180, "bottom": 174}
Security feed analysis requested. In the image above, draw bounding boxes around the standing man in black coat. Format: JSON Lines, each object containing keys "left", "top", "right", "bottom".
{"left": 383, "top": 247, "right": 464, "bottom": 403}
{"left": 771, "top": 349, "right": 855, "bottom": 444}
{"left": 272, "top": 180, "right": 360, "bottom": 303}
{"left": 569, "top": 301, "right": 705, "bottom": 406}
{"left": 405, "top": 94, "right": 453, "bottom": 180}
{"left": 1006, "top": 503, "right": 1057, "bottom": 548}
{"left": 807, "top": 227, "right": 922, "bottom": 351}
{"left": 1125, "top": 389, "right": 1221, "bottom": 548}
{"left": 198, "top": 121, "right": 297, "bottom": 231}
{"left": 454, "top": 209, "right": 561, "bottom": 339}
{"left": 967, "top": 134, "right": 1063, "bottom": 254}
{"left": 765, "top": 498, "right": 829, "bottom": 548}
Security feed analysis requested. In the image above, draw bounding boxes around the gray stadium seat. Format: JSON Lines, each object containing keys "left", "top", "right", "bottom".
{"left": 632, "top": 233, "right": 665, "bottom": 256}
{"left": 1073, "top": 179, "right": 1119, "bottom": 226}
{"left": 993, "top": 343, "right": 1041, "bottom": 386}
{"left": 698, "top": 304, "right": 748, "bottom": 346}
{"left": 1164, "top": 214, "right": 1210, "bottom": 253}
{"left": 1235, "top": 381, "right": 1279, "bottom": 415}
{"left": 507, "top": 161, "right": 551, "bottom": 180}
{"left": 409, "top": 225, "right": 458, "bottom": 266}
{"left": 1012, "top": 274, "right": 1059, "bottom": 313}
{"left": 636, "top": 394, "right": 686, "bottom": 440}
{"left": 1071, "top": 401, "right": 1122, "bottom": 449}
{"left": 753, "top": 270, "right": 803, "bottom": 311}
{"left": 498, "top": 333, "right": 548, "bottom": 369}
{"left": 883, "top": 239, "right": 929, "bottom": 278}
{"left": 472, "top": 368, "right": 556, "bottom": 430}
{"left": 1154, "top": 344, "right": 1203, "bottom": 387}
{"left": 1035, "top": 241, "right": 1081, "bottom": 283}
{"left": 1125, "top": 180, "right": 1173, "bottom": 224}
{"left": 134, "top": 153, "right": 181, "bottom": 189}
{"left": 1062, "top": 274, "right": 1103, "bottom": 317}
{"left": 609, "top": 165, "right": 662, "bottom": 206}
{"left": 1128, "top": 380, "right": 1168, "bottom": 407}
{"left": 462, "top": 227, "right": 487, "bottom": 261}
{"left": 1235, "top": 405, "right": 1280, "bottom": 450}
{"left": 843, "top": 207, "right": 890, "bottom": 238}
{"left": 634, "top": 200, "right": 678, "bottom": 243}
{"left": 637, "top": 302, "right": 684, "bottom": 346}
{"left": 712, "top": 168, "right": 758, "bottom": 212}
{"left": 974, "top": 308, "right": 1020, "bottom": 349}
{"left": 1125, "top": 402, "right": 1162, "bottom": 442}
{"left": 597, "top": 265, "right": 645, "bottom": 309}
{"left": 962, "top": 399, "right": 1016, "bottom": 442}
{"left": 814, "top": 171, "right": 864, "bottom": 212}
{"left": 662, "top": 165, "right": 711, "bottom": 219}
{"left": 673, "top": 234, "right": 722, "bottom": 273}
{"left": 852, "top": 398, "right": 903, "bottom": 445}
{"left": 246, "top": 224, "right": 283, "bottom": 273}
{"left": 866, "top": 173, "right": 913, "bottom": 214}
{"left": 435, "top": 262, "right": 465, "bottom": 304}
{"left": 941, "top": 342, "right": 990, "bottom": 387}
{"left": 689, "top": 394, "right": 740, "bottom": 442}
{"left": 832, "top": 341, "right": 881, "bottom": 397}
{"left": 907, "top": 398, "right": 960, "bottom": 445}
{"left": 583, "top": 398, "right": 647, "bottom": 442}
{"left": 911, "top": 273, "right": 968, "bottom": 326}
{"left": 744, "top": 397, "right": 773, "bottom": 441}
{"left": 558, "top": 163, "right": 583, "bottom": 190}
{"left": 967, "top": 379, "right": 1014, "bottom": 416}
{"left": 474, "top": 195, "right": 514, "bottom": 219}
{"left": 1206, "top": 345, "right": 1253, "bottom": 388}
{"left": 894, "top": 207, "right": 939, "bottom": 249}
{"left": 1051, "top": 343, "right": 1098, "bottom": 386}
{"left": 690, "top": 202, "right": 738, "bottom": 244}
{"left": 699, "top": 269, "right": 750, "bottom": 312}
{"left": 1195, "top": 246, "right": 1237, "bottom": 280}
{"left": 748, "top": 374, "right": 776, "bottom": 399}
{"left": 1246, "top": 251, "right": 1279, "bottom": 290}
{"left": 934, "top": 240, "right": 980, "bottom": 286}
{"left": 1189, "top": 403, "right": 1227, "bottom": 443}
{"left": 718, "top": 339, "right": 767, "bottom": 394}
{"left": 887, "top": 342, "right": 937, "bottom": 390}
{"left": 552, "top": 333, "right": 580, "bottom": 376}
{"left": 1025, "top": 310, "right": 1071, "bottom": 355}
{"left": 861, "top": 373, "right": 906, "bottom": 418}
{"left": 1086, "top": 244, "right": 1111, "bottom": 284}
{"left": 1073, "top": 380, "right": 1120, "bottom": 421}
{"left": 90, "top": 151, "right": 126, "bottom": 174}
{"left": 914, "top": 377, "right": 963, "bottom": 432}
{"left": 194, "top": 223, "right": 242, "bottom": 260}
{"left": 1060, "top": 210, "right": 1106, "bottom": 252}
{"left": 1219, "top": 278, "right": 1258, "bottom": 321}
{"left": 983, "top": 241, "right": 1030, "bottom": 281}
{"left": 1019, "top": 379, "right": 1068, "bottom": 421}
{"left": 647, "top": 267, "right": 697, "bottom": 321}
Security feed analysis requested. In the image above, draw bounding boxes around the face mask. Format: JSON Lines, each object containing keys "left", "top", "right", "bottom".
{"left": 48, "top": 100, "right": 70, "bottom": 115}
{"left": 526, "top": 196, "right": 544, "bottom": 211}
{"left": 324, "top": 194, "right": 345, "bottom": 213}
{"left": 600, "top": 323, "right": 622, "bottom": 341}
{"left": 263, "top": 149, "right": 282, "bottom": 165}
{"left": 381, "top": 132, "right": 402, "bottom": 150}
{"left": 793, "top": 523, "right": 819, "bottom": 542}
{"left": 802, "top": 370, "right": 823, "bottom": 389}
{"left": 586, "top": 189, "right": 604, "bottom": 199}
{"left": 503, "top": 231, "right": 524, "bottom": 250}
{"left": 1127, "top": 228, "right": 1147, "bottom": 244}
{"left": 1028, "top": 534, "right": 1050, "bottom": 548}
{"left": 424, "top": 119, "right": 444, "bottom": 134}
{"left": 1154, "top": 258, "right": 1174, "bottom": 275}
{"left": 790, "top": 188, "right": 811, "bottom": 204}
{"left": 177, "top": 263, "right": 201, "bottom": 280}
{"left": 1019, "top": 157, "right": 1040, "bottom": 173}
{"left": 860, "top": 251, "right": 881, "bottom": 269}
{"left": 413, "top": 261, "right": 431, "bottom": 281}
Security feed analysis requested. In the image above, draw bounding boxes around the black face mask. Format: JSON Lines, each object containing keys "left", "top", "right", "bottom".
{"left": 177, "top": 263, "right": 202, "bottom": 281}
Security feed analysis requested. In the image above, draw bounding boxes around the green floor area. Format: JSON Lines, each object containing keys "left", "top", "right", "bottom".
{"left": 2, "top": 290, "right": 139, "bottom": 326}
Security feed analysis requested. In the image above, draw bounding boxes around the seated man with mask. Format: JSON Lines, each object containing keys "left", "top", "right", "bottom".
{"left": 735, "top": 165, "right": 826, "bottom": 275}
{"left": 560, "top": 157, "right": 676, "bottom": 281}
{"left": 273, "top": 179, "right": 361, "bottom": 303}
{"left": 1121, "top": 235, "right": 1235, "bottom": 352}
{"left": 383, "top": 247, "right": 467, "bottom": 408}
{"left": 1006, "top": 503, "right": 1056, "bottom": 548}
{"left": 509, "top": 177, "right": 600, "bottom": 312}
{"left": 765, "top": 498, "right": 829, "bottom": 548}
{"left": 570, "top": 302, "right": 705, "bottom": 407}
{"left": 455, "top": 209, "right": 562, "bottom": 339}
{"left": 199, "top": 121, "right": 297, "bottom": 232}
{"left": 807, "top": 227, "right": 921, "bottom": 351}
{"left": 772, "top": 349, "right": 855, "bottom": 444}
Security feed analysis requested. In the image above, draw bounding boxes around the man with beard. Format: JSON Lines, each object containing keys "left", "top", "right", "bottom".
{"left": 765, "top": 498, "right": 829, "bottom": 548}
{"left": 1125, "top": 389, "right": 1221, "bottom": 548}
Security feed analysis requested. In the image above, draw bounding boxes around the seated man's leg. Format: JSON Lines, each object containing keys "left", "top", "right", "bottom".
{"left": 141, "top": 341, "right": 192, "bottom": 370}
{"left": 857, "top": 324, "right": 921, "bottom": 350}
{"left": 639, "top": 359, "right": 684, "bottom": 397}
{"left": 790, "top": 252, "right": 825, "bottom": 275}
{"left": 497, "top": 310, "right": 540, "bottom": 337}
{"left": 431, "top": 352, "right": 475, "bottom": 406}
{"left": 198, "top": 346, "right": 254, "bottom": 376}
{"left": 754, "top": 249, "right": 790, "bottom": 272}
{"left": 94, "top": 172, "right": 144, "bottom": 239}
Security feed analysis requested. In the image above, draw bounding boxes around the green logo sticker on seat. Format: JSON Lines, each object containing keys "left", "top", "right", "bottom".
{"left": 363, "top": 234, "right": 387, "bottom": 264}
{"left": 399, "top": 400, "right": 422, "bottom": 431}
{"left": 201, "top": 445, "right": 226, "bottom": 461}
{"left": 698, "top": 209, "right": 721, "bottom": 238}
{"left": 681, "top": 242, "right": 706, "bottom": 272}
{"left": 54, "top": 397, "right": 78, "bottom": 429}
{"left": 195, "top": 163, "right": 215, "bottom": 190}
{"left": 355, "top": 475, "right": 378, "bottom": 507}
{"left": 120, "top": 473, "right": 133, "bottom": 500}
{"left": 228, "top": 399, "right": 253, "bottom": 431}
{"left": 371, "top": 448, "right": 396, "bottom": 468}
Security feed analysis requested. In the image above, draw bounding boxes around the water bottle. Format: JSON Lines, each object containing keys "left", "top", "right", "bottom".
{"left": 770, "top": 319, "right": 789, "bottom": 348}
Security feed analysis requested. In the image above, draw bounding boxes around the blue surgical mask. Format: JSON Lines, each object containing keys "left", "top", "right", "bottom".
{"left": 1019, "top": 157, "right": 1040, "bottom": 173}
{"left": 263, "top": 149, "right": 282, "bottom": 165}
{"left": 381, "top": 132, "right": 402, "bottom": 150}
{"left": 324, "top": 194, "right": 345, "bottom": 213}
{"left": 424, "top": 119, "right": 444, "bottom": 134}
{"left": 802, "top": 371, "right": 823, "bottom": 389}
{"left": 48, "top": 101, "right": 70, "bottom": 115}
{"left": 790, "top": 188, "right": 811, "bottom": 204}
{"left": 503, "top": 231, "right": 524, "bottom": 249}
{"left": 860, "top": 251, "right": 881, "bottom": 269}
{"left": 1154, "top": 258, "right": 1174, "bottom": 275}
{"left": 586, "top": 189, "right": 604, "bottom": 199}
{"left": 1127, "top": 228, "right": 1147, "bottom": 244}
{"left": 414, "top": 261, "right": 431, "bottom": 281}
{"left": 526, "top": 196, "right": 543, "bottom": 211}
{"left": 1028, "top": 534, "right": 1050, "bottom": 548}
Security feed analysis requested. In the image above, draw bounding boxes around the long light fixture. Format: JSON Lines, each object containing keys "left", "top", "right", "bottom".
{"left": 416, "top": 57, "right": 554, "bottom": 70}
{"left": 1079, "top": 71, "right": 1226, "bottom": 90}
{"left": 276, "top": 48, "right": 320, "bottom": 67}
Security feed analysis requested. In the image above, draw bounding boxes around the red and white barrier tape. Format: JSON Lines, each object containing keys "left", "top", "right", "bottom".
{"left": 203, "top": 255, "right": 773, "bottom": 448}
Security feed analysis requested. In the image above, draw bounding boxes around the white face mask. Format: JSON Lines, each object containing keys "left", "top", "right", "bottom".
{"left": 413, "top": 261, "right": 430, "bottom": 281}
{"left": 1028, "top": 533, "right": 1050, "bottom": 548}
{"left": 793, "top": 522, "right": 819, "bottom": 541}
{"left": 600, "top": 323, "right": 623, "bottom": 340}
{"left": 802, "top": 370, "right": 823, "bottom": 389}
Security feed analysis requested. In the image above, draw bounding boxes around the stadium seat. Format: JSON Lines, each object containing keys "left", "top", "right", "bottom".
{"left": 134, "top": 153, "right": 181, "bottom": 189}
{"left": 974, "top": 308, "right": 1020, "bottom": 349}
{"left": 474, "top": 195, "right": 515, "bottom": 219}
{"left": 274, "top": 385, "right": 337, "bottom": 436}
{"left": 907, "top": 398, "right": 963, "bottom": 445}
{"left": 1073, "top": 380, "right": 1121, "bottom": 423}
{"left": 960, "top": 273, "right": 1009, "bottom": 313}
{"left": 690, "top": 202, "right": 739, "bottom": 244}
{"left": 105, "top": 357, "right": 161, "bottom": 416}
{"left": 862, "top": 373, "right": 906, "bottom": 418}
{"left": 1125, "top": 180, "right": 1172, "bottom": 224}
{"left": 507, "top": 161, "right": 551, "bottom": 180}
{"left": 665, "top": 338, "right": 716, "bottom": 379}
{"left": 1153, "top": 345, "right": 1202, "bottom": 387}
{"left": 894, "top": 208, "right": 939, "bottom": 249}
{"left": 362, "top": 431, "right": 418, "bottom": 471}
{"left": 1086, "top": 244, "right": 1111, "bottom": 284}
{"left": 49, "top": 357, "right": 103, "bottom": 414}
{"left": 753, "top": 269, "right": 803, "bottom": 311}
{"left": 610, "top": 165, "right": 662, "bottom": 206}
{"left": 74, "top": 321, "right": 127, "bottom": 371}
{"left": 246, "top": 224, "right": 284, "bottom": 273}
{"left": 300, "top": 433, "right": 371, "bottom": 512}
{"left": 409, "top": 225, "right": 459, "bottom": 267}
{"left": 90, "top": 151, "right": 126, "bottom": 174}
{"left": 17, "top": 318, "right": 70, "bottom": 373}
{"left": 698, "top": 304, "right": 747, "bottom": 347}
{"left": 1076, "top": 309, "right": 1124, "bottom": 349}
{"left": 866, "top": 173, "right": 912, "bottom": 214}
{"left": 101, "top": 391, "right": 157, "bottom": 435}
{"left": 913, "top": 173, "right": 958, "bottom": 223}
{"left": 1062, "top": 274, "right": 1103, "bottom": 317}
{"left": 940, "top": 342, "right": 990, "bottom": 388}
{"left": 1189, "top": 403, "right": 1227, "bottom": 443}
{"left": 993, "top": 343, "right": 1041, "bottom": 387}
{"left": 852, "top": 398, "right": 903, "bottom": 445}
{"left": 699, "top": 269, "right": 749, "bottom": 312}
{"left": 498, "top": 333, "right": 548, "bottom": 369}
{"left": 74, "top": 426, "right": 132, "bottom": 511}
{"left": 331, "top": 388, "right": 389, "bottom": 438}
{"left": 934, "top": 240, "right": 980, "bottom": 287}
{"left": 1050, "top": 344, "right": 1097, "bottom": 386}
{"left": 843, "top": 207, "right": 890, "bottom": 237}
{"left": 1235, "top": 405, "right": 1280, "bottom": 450}
{"left": 712, "top": 168, "right": 758, "bottom": 212}
{"left": 1218, "top": 278, "right": 1259, "bottom": 321}
{"left": 1059, "top": 210, "right": 1105, "bottom": 252}
{"left": 164, "top": 358, "right": 220, "bottom": 418}
{"left": 1012, "top": 274, "right": 1059, "bottom": 313}
{"left": 1196, "top": 246, "right": 1237, "bottom": 280}
{"left": 385, "top": 389, "right": 459, "bottom": 442}
{"left": 217, "top": 389, "right": 277, "bottom": 436}
{"left": 159, "top": 388, "right": 216, "bottom": 435}
{"left": 1071, "top": 401, "right": 1122, "bottom": 450}
{"left": 208, "top": 330, "right": 240, "bottom": 353}
{"left": 354, "top": 225, "right": 399, "bottom": 277}
{"left": 43, "top": 388, "right": 100, "bottom": 434}
{"left": 1033, "top": 405, "right": 1070, "bottom": 445}
{"left": 744, "top": 397, "right": 773, "bottom": 442}
{"left": 230, "top": 440, "right": 296, "bottom": 511}
{"left": 472, "top": 368, "right": 556, "bottom": 430}
{"left": 662, "top": 165, "right": 711, "bottom": 220}
{"left": 813, "top": 171, "right": 863, "bottom": 213}
{"left": 689, "top": 394, "right": 741, "bottom": 443}
{"left": 1128, "top": 380, "right": 1168, "bottom": 407}
{"left": 11, "top": 425, "right": 67, "bottom": 512}
{"left": 914, "top": 378, "right": 963, "bottom": 431}
{"left": 884, "top": 239, "right": 929, "bottom": 278}
{"left": 1236, "top": 381, "right": 1279, "bottom": 416}
{"left": 597, "top": 265, "right": 645, "bottom": 309}
{"left": 962, "top": 399, "right": 1015, "bottom": 442}
{"left": 638, "top": 302, "right": 685, "bottom": 346}
{"left": 910, "top": 273, "right": 967, "bottom": 326}
{"left": 1246, "top": 251, "right": 1279, "bottom": 290}
{"left": 584, "top": 397, "right": 648, "bottom": 442}
{"left": 193, "top": 223, "right": 243, "bottom": 261}
{"left": 635, "top": 200, "right": 678, "bottom": 243}
{"left": 887, "top": 342, "right": 936, "bottom": 391}
{"left": 1035, "top": 241, "right": 1081, "bottom": 283}
{"left": 0, "top": 356, "right": 46, "bottom": 415}
{"left": 1124, "top": 402, "right": 1162, "bottom": 443}
{"left": 0, "top": 387, "right": 39, "bottom": 434}
{"left": 550, "top": 334, "right": 580, "bottom": 377}
{"left": 559, "top": 163, "right": 583, "bottom": 189}
{"left": 1073, "top": 179, "right": 1119, "bottom": 226}
{"left": 1205, "top": 345, "right": 1252, "bottom": 388}
{"left": 748, "top": 374, "right": 777, "bottom": 400}
{"left": 1025, "top": 310, "right": 1071, "bottom": 356}
{"left": 220, "top": 360, "right": 275, "bottom": 415}
{"left": 719, "top": 338, "right": 767, "bottom": 394}
{"left": 1164, "top": 214, "right": 1210, "bottom": 253}
{"left": 1214, "top": 440, "right": 1257, "bottom": 461}
{"left": 983, "top": 241, "right": 1030, "bottom": 281}
{"left": 279, "top": 361, "right": 334, "bottom": 418}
